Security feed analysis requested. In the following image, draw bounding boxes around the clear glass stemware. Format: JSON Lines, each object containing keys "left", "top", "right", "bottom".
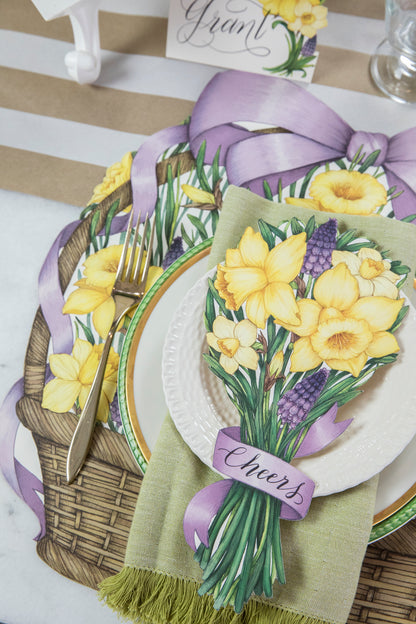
{"left": 371, "top": 0, "right": 416, "bottom": 104}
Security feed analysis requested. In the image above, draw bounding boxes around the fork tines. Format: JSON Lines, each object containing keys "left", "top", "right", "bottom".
{"left": 115, "top": 210, "right": 155, "bottom": 288}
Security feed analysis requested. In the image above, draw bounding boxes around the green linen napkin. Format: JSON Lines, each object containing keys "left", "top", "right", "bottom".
{"left": 100, "top": 186, "right": 416, "bottom": 624}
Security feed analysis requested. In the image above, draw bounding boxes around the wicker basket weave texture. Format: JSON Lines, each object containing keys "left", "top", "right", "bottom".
{"left": 17, "top": 183, "right": 143, "bottom": 588}
{"left": 348, "top": 544, "right": 416, "bottom": 623}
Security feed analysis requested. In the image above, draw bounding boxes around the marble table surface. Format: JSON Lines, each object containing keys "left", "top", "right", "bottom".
{"left": 0, "top": 190, "right": 120, "bottom": 624}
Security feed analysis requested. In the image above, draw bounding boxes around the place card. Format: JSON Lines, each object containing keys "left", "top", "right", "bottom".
{"left": 166, "top": 0, "right": 328, "bottom": 82}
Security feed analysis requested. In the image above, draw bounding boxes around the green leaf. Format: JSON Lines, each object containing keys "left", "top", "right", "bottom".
{"left": 75, "top": 317, "right": 95, "bottom": 345}
{"left": 204, "top": 288, "right": 216, "bottom": 329}
{"left": 335, "top": 389, "right": 363, "bottom": 408}
{"left": 103, "top": 199, "right": 120, "bottom": 247}
{"left": 164, "top": 164, "right": 176, "bottom": 245}
{"left": 211, "top": 147, "right": 221, "bottom": 187}
{"left": 258, "top": 218, "right": 287, "bottom": 243}
{"left": 390, "top": 261, "right": 410, "bottom": 275}
{"left": 344, "top": 241, "right": 377, "bottom": 253}
{"left": 196, "top": 141, "right": 212, "bottom": 193}
{"left": 277, "top": 178, "right": 283, "bottom": 202}
{"left": 334, "top": 159, "right": 347, "bottom": 170}
{"left": 207, "top": 277, "right": 233, "bottom": 319}
{"left": 154, "top": 197, "right": 164, "bottom": 265}
{"left": 180, "top": 223, "right": 194, "bottom": 248}
{"left": 263, "top": 180, "right": 273, "bottom": 201}
{"left": 188, "top": 214, "right": 208, "bottom": 240}
{"left": 202, "top": 353, "right": 245, "bottom": 399}
{"left": 89, "top": 211, "right": 101, "bottom": 253}
{"left": 80, "top": 203, "right": 97, "bottom": 220}
{"left": 305, "top": 215, "right": 316, "bottom": 240}
{"left": 299, "top": 164, "right": 320, "bottom": 198}
{"left": 358, "top": 150, "right": 381, "bottom": 173}
{"left": 401, "top": 214, "right": 416, "bottom": 223}
{"left": 290, "top": 217, "right": 305, "bottom": 235}
{"left": 335, "top": 228, "right": 358, "bottom": 250}
{"left": 389, "top": 305, "right": 409, "bottom": 333}
{"left": 211, "top": 209, "right": 219, "bottom": 234}
{"left": 258, "top": 220, "right": 275, "bottom": 250}
{"left": 170, "top": 141, "right": 189, "bottom": 157}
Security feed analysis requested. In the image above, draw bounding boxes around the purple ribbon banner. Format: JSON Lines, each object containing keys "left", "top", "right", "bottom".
{"left": 213, "top": 426, "right": 316, "bottom": 520}
{"left": 131, "top": 69, "right": 416, "bottom": 223}
{"left": 184, "top": 404, "right": 351, "bottom": 551}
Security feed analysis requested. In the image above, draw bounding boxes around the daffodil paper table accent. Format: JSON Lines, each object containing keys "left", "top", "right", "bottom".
{"left": 99, "top": 187, "right": 416, "bottom": 624}
{"left": 183, "top": 212, "right": 409, "bottom": 612}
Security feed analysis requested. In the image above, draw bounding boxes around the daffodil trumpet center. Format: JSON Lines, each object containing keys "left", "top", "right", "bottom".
{"left": 218, "top": 337, "right": 240, "bottom": 358}
{"left": 359, "top": 258, "right": 385, "bottom": 280}
{"left": 333, "top": 183, "right": 364, "bottom": 201}
{"left": 310, "top": 317, "right": 373, "bottom": 361}
{"left": 302, "top": 12, "right": 315, "bottom": 25}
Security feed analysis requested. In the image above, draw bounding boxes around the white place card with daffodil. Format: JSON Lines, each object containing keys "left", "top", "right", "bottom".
{"left": 166, "top": 0, "right": 327, "bottom": 82}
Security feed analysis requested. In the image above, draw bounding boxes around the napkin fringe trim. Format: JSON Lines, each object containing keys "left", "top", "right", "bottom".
{"left": 98, "top": 566, "right": 334, "bottom": 624}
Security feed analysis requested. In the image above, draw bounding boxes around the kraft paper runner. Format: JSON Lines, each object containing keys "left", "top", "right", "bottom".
{"left": 99, "top": 187, "right": 416, "bottom": 624}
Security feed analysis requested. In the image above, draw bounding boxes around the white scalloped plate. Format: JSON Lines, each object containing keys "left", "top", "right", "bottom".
{"left": 162, "top": 269, "right": 416, "bottom": 498}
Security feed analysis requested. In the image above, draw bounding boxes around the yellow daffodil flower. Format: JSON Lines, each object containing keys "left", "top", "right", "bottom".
{"left": 63, "top": 244, "right": 163, "bottom": 338}
{"left": 207, "top": 316, "right": 259, "bottom": 374}
{"left": 182, "top": 184, "right": 216, "bottom": 206}
{"left": 42, "top": 338, "right": 119, "bottom": 422}
{"left": 287, "top": 0, "right": 328, "bottom": 38}
{"left": 259, "top": 0, "right": 321, "bottom": 21}
{"left": 215, "top": 227, "right": 307, "bottom": 329}
{"left": 332, "top": 248, "right": 400, "bottom": 298}
{"left": 309, "top": 170, "right": 387, "bottom": 215}
{"left": 280, "top": 263, "right": 404, "bottom": 376}
{"left": 285, "top": 196, "right": 322, "bottom": 211}
{"left": 259, "top": 0, "right": 282, "bottom": 16}
{"left": 88, "top": 152, "right": 133, "bottom": 211}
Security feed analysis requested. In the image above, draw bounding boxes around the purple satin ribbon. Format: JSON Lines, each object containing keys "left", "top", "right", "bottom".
{"left": 0, "top": 380, "right": 45, "bottom": 540}
{"left": 130, "top": 124, "right": 190, "bottom": 219}
{"left": 131, "top": 69, "right": 416, "bottom": 222}
{"left": 184, "top": 403, "right": 351, "bottom": 551}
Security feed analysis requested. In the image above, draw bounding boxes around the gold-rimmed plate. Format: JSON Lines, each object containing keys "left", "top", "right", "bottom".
{"left": 119, "top": 240, "right": 211, "bottom": 473}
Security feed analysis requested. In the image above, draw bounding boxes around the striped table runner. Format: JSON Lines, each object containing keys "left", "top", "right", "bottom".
{"left": 0, "top": 0, "right": 399, "bottom": 209}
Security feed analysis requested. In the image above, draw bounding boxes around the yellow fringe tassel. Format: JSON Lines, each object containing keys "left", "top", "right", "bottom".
{"left": 98, "top": 567, "right": 335, "bottom": 624}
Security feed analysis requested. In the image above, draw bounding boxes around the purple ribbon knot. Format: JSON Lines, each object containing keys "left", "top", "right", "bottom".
{"left": 346, "top": 131, "right": 389, "bottom": 166}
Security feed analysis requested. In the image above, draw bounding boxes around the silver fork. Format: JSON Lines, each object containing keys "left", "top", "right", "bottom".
{"left": 66, "top": 210, "right": 155, "bottom": 484}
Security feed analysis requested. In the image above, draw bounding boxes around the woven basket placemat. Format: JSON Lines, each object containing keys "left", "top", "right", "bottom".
{"left": 15, "top": 155, "right": 416, "bottom": 619}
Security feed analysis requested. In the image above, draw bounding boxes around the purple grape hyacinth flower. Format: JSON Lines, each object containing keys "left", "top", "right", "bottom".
{"left": 110, "top": 392, "right": 122, "bottom": 428}
{"left": 302, "top": 219, "right": 337, "bottom": 278}
{"left": 301, "top": 35, "right": 317, "bottom": 57}
{"left": 278, "top": 368, "right": 329, "bottom": 430}
{"left": 162, "top": 236, "right": 185, "bottom": 270}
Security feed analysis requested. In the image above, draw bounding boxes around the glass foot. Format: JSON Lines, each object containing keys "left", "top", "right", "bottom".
{"left": 370, "top": 39, "right": 416, "bottom": 104}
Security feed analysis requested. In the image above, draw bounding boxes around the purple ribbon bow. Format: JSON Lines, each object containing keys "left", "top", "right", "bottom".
{"left": 132, "top": 70, "right": 416, "bottom": 222}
